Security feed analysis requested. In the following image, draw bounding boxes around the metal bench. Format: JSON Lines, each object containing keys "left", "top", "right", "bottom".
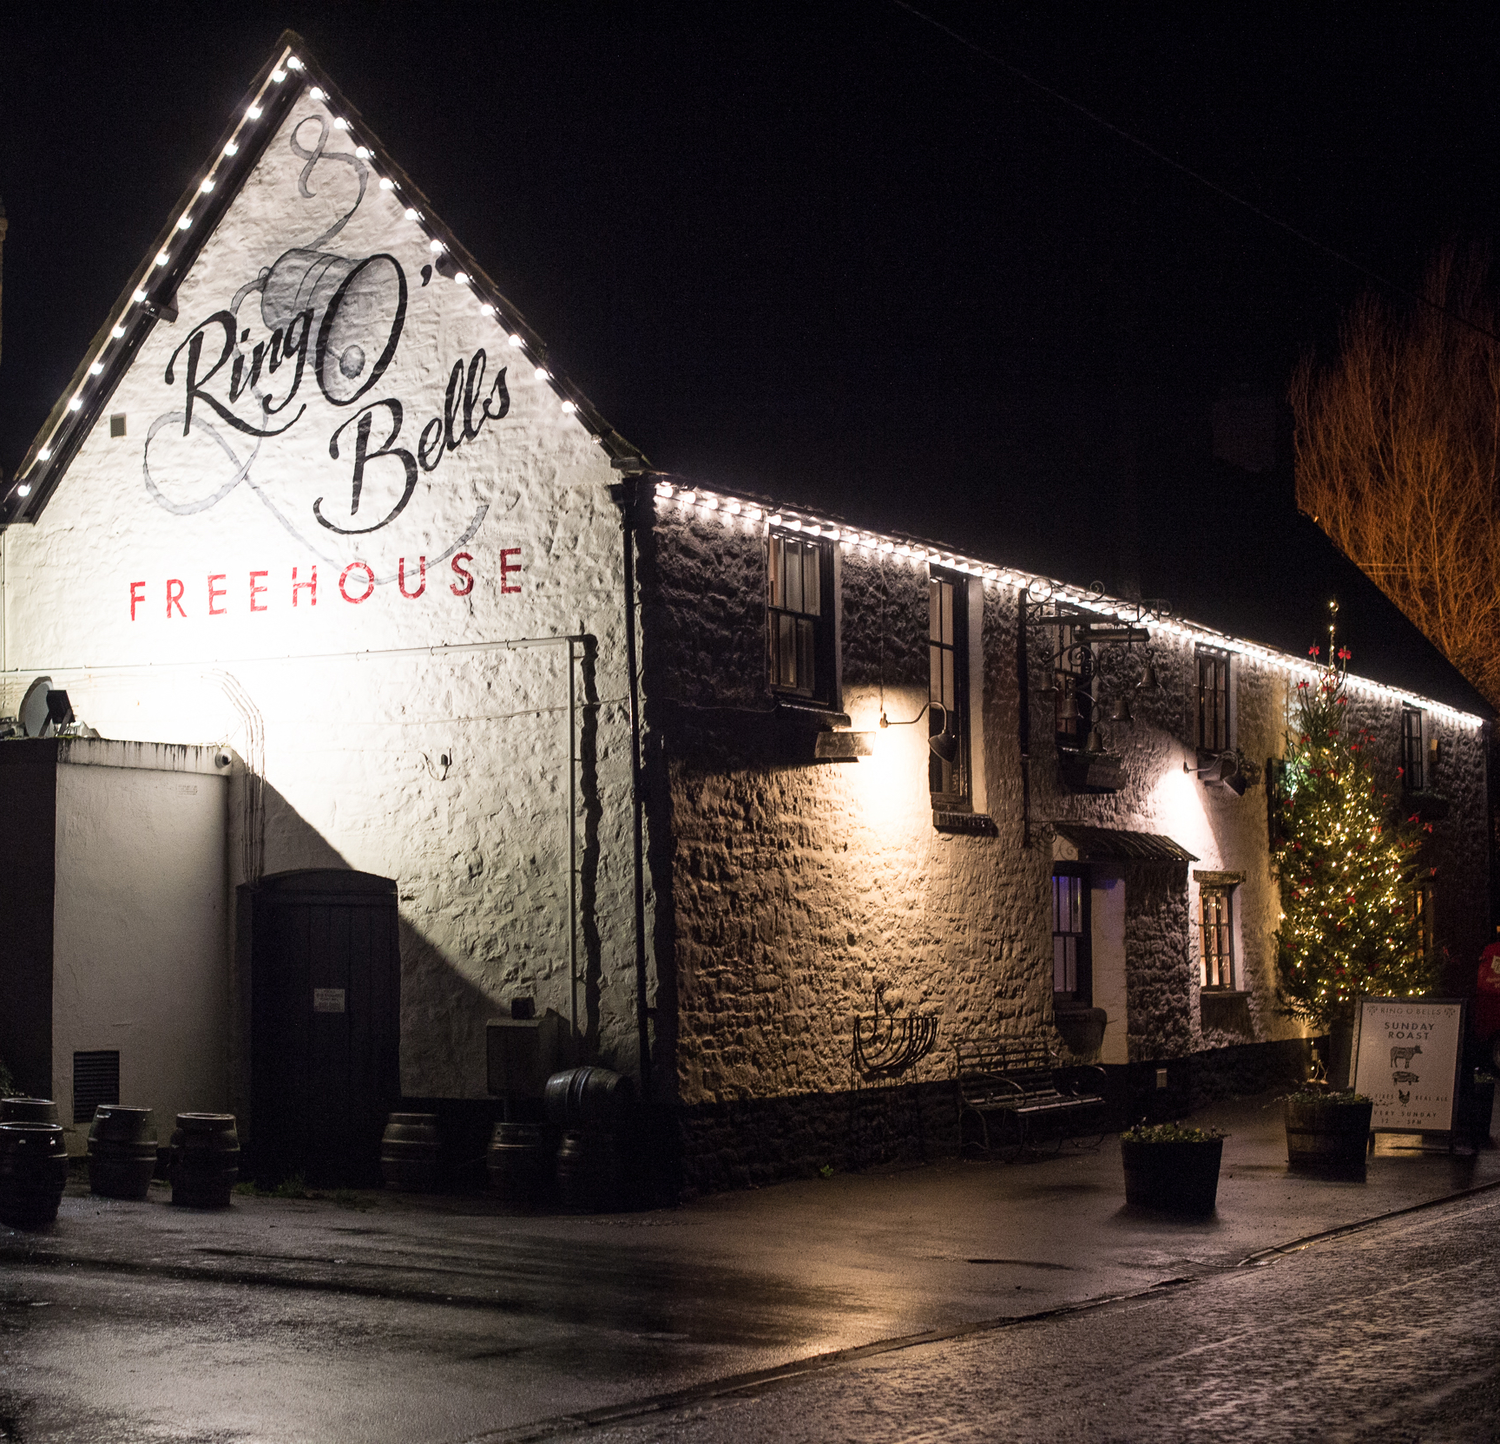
{"left": 954, "top": 1040, "right": 1108, "bottom": 1157}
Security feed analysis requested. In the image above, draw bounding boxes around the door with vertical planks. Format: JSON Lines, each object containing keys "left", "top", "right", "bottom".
{"left": 247, "top": 870, "right": 400, "bottom": 1187}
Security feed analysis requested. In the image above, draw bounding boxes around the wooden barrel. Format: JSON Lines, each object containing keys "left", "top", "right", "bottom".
{"left": 1, "top": 1097, "right": 59, "bottom": 1125}
{"left": 0, "top": 1122, "right": 70, "bottom": 1229}
{"left": 1285, "top": 1097, "right": 1372, "bottom": 1178}
{"left": 543, "top": 1068, "right": 634, "bottom": 1131}
{"left": 555, "top": 1128, "right": 625, "bottom": 1214}
{"left": 486, "top": 1122, "right": 550, "bottom": 1209}
{"left": 380, "top": 1113, "right": 440, "bottom": 1191}
{"left": 88, "top": 1105, "right": 159, "bottom": 1200}
{"left": 168, "top": 1114, "right": 240, "bottom": 1208}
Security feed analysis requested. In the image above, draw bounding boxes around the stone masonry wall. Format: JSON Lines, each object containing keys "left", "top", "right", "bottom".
{"left": 646, "top": 494, "right": 1490, "bottom": 1143}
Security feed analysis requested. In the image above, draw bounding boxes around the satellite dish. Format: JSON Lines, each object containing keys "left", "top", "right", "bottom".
{"left": 18, "top": 677, "right": 54, "bottom": 738}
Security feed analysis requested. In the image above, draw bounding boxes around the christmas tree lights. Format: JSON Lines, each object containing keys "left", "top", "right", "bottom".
{"left": 1273, "top": 638, "right": 1436, "bottom": 1027}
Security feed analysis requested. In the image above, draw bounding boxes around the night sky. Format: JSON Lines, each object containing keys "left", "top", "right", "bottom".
{"left": 3, "top": 4, "right": 1498, "bottom": 705}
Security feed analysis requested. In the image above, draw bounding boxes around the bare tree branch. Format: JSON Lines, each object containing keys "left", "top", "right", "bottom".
{"left": 1293, "top": 244, "right": 1500, "bottom": 707}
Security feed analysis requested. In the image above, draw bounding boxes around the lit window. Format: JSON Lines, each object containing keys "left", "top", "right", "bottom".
{"left": 929, "top": 571, "right": 969, "bottom": 802}
{"left": 1200, "top": 887, "right": 1234, "bottom": 990}
{"left": 1053, "top": 869, "right": 1091, "bottom": 1005}
{"left": 1197, "top": 647, "right": 1230, "bottom": 752}
{"left": 1411, "top": 884, "right": 1433, "bottom": 969}
{"left": 768, "top": 530, "right": 833, "bottom": 702}
{"left": 1401, "top": 706, "right": 1424, "bottom": 791}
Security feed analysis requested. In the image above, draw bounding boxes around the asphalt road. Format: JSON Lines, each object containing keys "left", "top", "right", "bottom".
{"left": 567, "top": 1192, "right": 1500, "bottom": 1444}
{"left": 2, "top": 1190, "right": 1497, "bottom": 1443}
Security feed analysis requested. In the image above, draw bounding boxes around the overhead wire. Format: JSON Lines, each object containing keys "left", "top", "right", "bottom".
{"left": 891, "top": 0, "right": 1500, "bottom": 348}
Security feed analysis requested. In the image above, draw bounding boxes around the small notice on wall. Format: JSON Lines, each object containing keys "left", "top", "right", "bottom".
{"left": 312, "top": 988, "right": 347, "bottom": 1014}
{"left": 1352, "top": 997, "right": 1465, "bottom": 1133}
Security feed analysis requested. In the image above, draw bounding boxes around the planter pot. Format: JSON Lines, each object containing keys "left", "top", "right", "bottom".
{"left": 1121, "top": 1138, "right": 1223, "bottom": 1216}
{"left": 1285, "top": 1096, "right": 1372, "bottom": 1179}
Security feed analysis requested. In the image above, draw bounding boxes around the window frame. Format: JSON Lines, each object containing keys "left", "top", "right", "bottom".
{"left": 1052, "top": 865, "right": 1093, "bottom": 1006}
{"left": 768, "top": 529, "right": 837, "bottom": 706}
{"left": 928, "top": 568, "right": 970, "bottom": 806}
{"left": 1199, "top": 887, "right": 1235, "bottom": 991}
{"left": 1401, "top": 706, "right": 1425, "bottom": 792}
{"left": 1411, "top": 883, "right": 1433, "bottom": 970}
{"left": 1196, "top": 646, "right": 1231, "bottom": 754}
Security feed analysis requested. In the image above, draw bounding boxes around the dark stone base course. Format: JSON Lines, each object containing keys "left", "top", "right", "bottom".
{"left": 676, "top": 1081, "right": 958, "bottom": 1198}
{"left": 673, "top": 1038, "right": 1317, "bottom": 1198}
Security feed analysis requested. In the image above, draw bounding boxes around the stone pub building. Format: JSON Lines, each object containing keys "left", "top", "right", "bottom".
{"left": 0, "top": 35, "right": 1489, "bottom": 1194}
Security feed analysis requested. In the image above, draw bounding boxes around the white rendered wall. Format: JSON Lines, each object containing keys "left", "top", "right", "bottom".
{"left": 51, "top": 742, "right": 230, "bottom": 1132}
{"left": 2, "top": 92, "right": 645, "bottom": 1096}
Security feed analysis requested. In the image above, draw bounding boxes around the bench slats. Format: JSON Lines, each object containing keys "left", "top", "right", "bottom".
{"left": 954, "top": 1040, "right": 1107, "bottom": 1155}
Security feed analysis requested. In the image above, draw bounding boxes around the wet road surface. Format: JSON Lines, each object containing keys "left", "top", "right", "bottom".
{"left": 535, "top": 1191, "right": 1500, "bottom": 1444}
{"left": 0, "top": 1093, "right": 1495, "bottom": 1442}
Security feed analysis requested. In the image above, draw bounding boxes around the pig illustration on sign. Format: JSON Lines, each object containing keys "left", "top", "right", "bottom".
{"left": 1392, "top": 1071, "right": 1420, "bottom": 1085}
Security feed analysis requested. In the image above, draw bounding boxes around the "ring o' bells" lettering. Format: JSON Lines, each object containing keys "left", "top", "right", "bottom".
{"left": 128, "top": 549, "right": 522, "bottom": 619}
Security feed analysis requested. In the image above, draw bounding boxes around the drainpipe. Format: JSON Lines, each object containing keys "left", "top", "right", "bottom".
{"left": 610, "top": 475, "right": 652, "bottom": 1096}
{"left": 1017, "top": 591, "right": 1031, "bottom": 848}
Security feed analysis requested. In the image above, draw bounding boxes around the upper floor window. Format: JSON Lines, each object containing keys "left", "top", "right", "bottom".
{"left": 929, "top": 572, "right": 969, "bottom": 803}
{"left": 1200, "top": 887, "right": 1234, "bottom": 990}
{"left": 1401, "top": 706, "right": 1425, "bottom": 791}
{"left": 1197, "top": 647, "right": 1230, "bottom": 752}
{"left": 769, "top": 531, "right": 834, "bottom": 703}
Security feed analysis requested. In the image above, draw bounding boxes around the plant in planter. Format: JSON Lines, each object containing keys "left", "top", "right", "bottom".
{"left": 1120, "top": 1121, "right": 1226, "bottom": 1216}
{"left": 1271, "top": 635, "right": 1437, "bottom": 1084}
{"left": 1283, "top": 1088, "right": 1373, "bottom": 1176}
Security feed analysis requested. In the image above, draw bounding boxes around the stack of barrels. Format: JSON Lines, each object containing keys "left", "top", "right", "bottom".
{"left": 166, "top": 1114, "right": 240, "bottom": 1207}
{"left": 0, "top": 1097, "right": 69, "bottom": 1230}
{"left": 542, "top": 1066, "right": 635, "bottom": 1214}
{"left": 87, "top": 1105, "right": 159, "bottom": 1200}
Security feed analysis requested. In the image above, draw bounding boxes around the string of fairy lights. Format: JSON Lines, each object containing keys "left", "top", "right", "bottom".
{"left": 651, "top": 479, "right": 1484, "bottom": 731}
{"left": 2, "top": 43, "right": 1490, "bottom": 738}
{"left": 7, "top": 44, "right": 607, "bottom": 513}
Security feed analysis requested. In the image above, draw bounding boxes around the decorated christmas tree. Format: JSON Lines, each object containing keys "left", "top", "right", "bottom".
{"left": 1272, "top": 638, "right": 1436, "bottom": 1035}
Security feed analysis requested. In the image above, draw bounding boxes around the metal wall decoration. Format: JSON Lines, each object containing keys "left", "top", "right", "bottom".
{"left": 851, "top": 982, "right": 939, "bottom": 1081}
{"left": 1017, "top": 578, "right": 1168, "bottom": 841}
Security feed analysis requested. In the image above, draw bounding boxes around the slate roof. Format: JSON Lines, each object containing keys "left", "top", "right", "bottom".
{"left": 1050, "top": 824, "right": 1199, "bottom": 864}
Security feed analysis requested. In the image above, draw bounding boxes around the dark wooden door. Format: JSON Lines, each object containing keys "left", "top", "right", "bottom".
{"left": 247, "top": 870, "right": 400, "bottom": 1187}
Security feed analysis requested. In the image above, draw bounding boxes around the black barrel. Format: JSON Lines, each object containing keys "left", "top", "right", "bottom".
{"left": 555, "top": 1129, "right": 626, "bottom": 1214}
{"left": 168, "top": 1114, "right": 240, "bottom": 1208}
{"left": 543, "top": 1068, "right": 635, "bottom": 1131}
{"left": 88, "top": 1106, "right": 159, "bottom": 1200}
{"left": 1, "top": 1097, "right": 60, "bottom": 1125}
{"left": 486, "top": 1122, "right": 550, "bottom": 1210}
{"left": 0, "top": 1122, "right": 70, "bottom": 1229}
{"left": 380, "top": 1113, "right": 440, "bottom": 1191}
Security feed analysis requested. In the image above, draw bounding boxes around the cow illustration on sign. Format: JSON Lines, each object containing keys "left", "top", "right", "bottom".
{"left": 1390, "top": 1044, "right": 1422, "bottom": 1069}
{"left": 142, "top": 111, "right": 499, "bottom": 586}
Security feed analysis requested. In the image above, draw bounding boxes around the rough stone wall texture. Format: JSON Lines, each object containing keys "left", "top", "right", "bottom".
{"left": 648, "top": 499, "right": 1490, "bottom": 1134}
{"left": 1, "top": 96, "right": 650, "bottom": 1120}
